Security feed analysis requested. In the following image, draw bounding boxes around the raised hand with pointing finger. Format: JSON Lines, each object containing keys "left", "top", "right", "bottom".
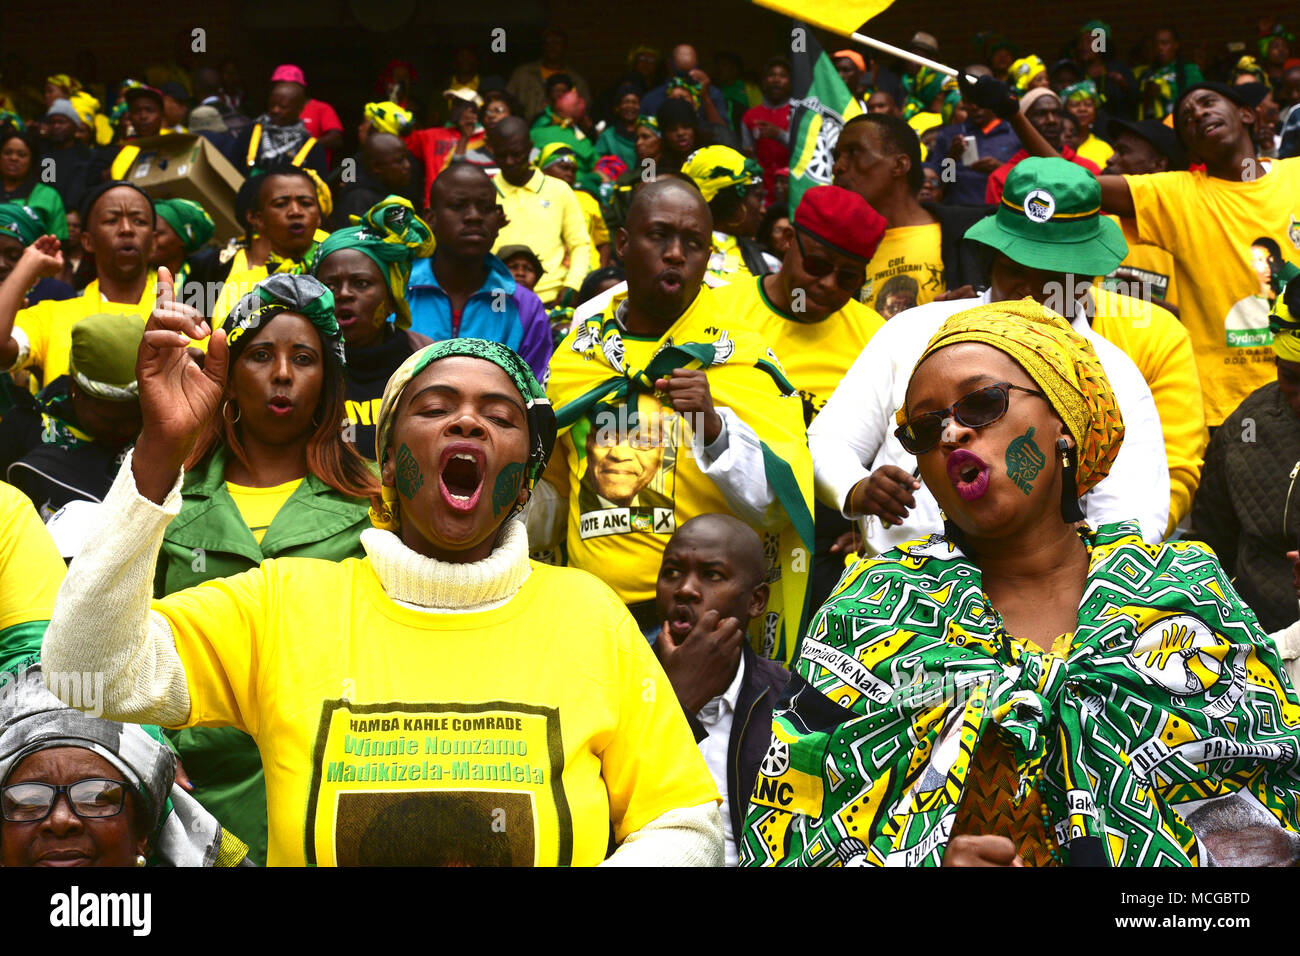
{"left": 132, "top": 266, "right": 228, "bottom": 504}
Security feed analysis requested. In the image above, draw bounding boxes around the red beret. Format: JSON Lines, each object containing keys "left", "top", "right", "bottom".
{"left": 793, "top": 185, "right": 886, "bottom": 262}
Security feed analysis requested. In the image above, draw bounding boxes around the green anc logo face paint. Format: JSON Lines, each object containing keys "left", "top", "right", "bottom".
{"left": 1005, "top": 426, "right": 1046, "bottom": 495}
{"left": 395, "top": 443, "right": 424, "bottom": 500}
{"left": 492, "top": 461, "right": 525, "bottom": 518}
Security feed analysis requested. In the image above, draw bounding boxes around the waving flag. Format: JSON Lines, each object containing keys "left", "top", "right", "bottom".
{"left": 752, "top": 0, "right": 895, "bottom": 35}
{"left": 785, "top": 23, "right": 864, "bottom": 215}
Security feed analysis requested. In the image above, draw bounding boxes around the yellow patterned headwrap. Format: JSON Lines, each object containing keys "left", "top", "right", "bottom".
{"left": 900, "top": 299, "right": 1124, "bottom": 495}
{"left": 364, "top": 101, "right": 414, "bottom": 136}
{"left": 45, "top": 74, "right": 81, "bottom": 95}
{"left": 1010, "top": 55, "right": 1047, "bottom": 94}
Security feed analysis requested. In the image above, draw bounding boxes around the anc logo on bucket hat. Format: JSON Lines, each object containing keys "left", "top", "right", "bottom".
{"left": 964, "top": 157, "right": 1129, "bottom": 277}
{"left": 1024, "top": 189, "right": 1056, "bottom": 223}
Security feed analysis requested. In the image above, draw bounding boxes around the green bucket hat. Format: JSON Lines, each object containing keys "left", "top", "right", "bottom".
{"left": 69, "top": 312, "right": 146, "bottom": 401}
{"left": 965, "top": 157, "right": 1128, "bottom": 277}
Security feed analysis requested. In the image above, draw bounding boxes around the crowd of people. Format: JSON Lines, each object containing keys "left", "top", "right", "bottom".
{"left": 2, "top": 13, "right": 1300, "bottom": 868}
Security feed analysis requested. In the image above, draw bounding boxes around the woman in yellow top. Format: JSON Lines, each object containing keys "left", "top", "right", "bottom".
{"left": 42, "top": 275, "right": 722, "bottom": 866}
{"left": 743, "top": 300, "right": 1300, "bottom": 867}
{"left": 1062, "top": 80, "right": 1114, "bottom": 169}
{"left": 151, "top": 268, "right": 375, "bottom": 865}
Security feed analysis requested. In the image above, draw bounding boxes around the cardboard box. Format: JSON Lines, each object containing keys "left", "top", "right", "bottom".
{"left": 118, "top": 134, "right": 245, "bottom": 244}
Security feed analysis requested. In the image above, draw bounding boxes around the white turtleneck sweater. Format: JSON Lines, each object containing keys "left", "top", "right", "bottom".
{"left": 42, "top": 452, "right": 722, "bottom": 866}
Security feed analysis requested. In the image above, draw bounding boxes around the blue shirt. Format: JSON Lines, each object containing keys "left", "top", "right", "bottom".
{"left": 929, "top": 119, "right": 1022, "bottom": 206}
{"left": 406, "top": 253, "right": 554, "bottom": 382}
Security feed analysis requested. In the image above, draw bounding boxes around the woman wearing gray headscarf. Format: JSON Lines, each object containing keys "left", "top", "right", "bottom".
{"left": 0, "top": 667, "right": 250, "bottom": 866}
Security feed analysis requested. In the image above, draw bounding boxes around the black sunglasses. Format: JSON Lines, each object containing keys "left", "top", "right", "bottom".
{"left": 895, "top": 381, "right": 1045, "bottom": 455}
{"left": 793, "top": 229, "right": 865, "bottom": 292}
{"left": 1, "top": 778, "right": 128, "bottom": 823}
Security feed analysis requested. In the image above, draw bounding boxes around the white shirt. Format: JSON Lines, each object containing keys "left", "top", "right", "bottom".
{"left": 807, "top": 290, "right": 1170, "bottom": 555}
{"left": 696, "top": 653, "right": 745, "bottom": 867}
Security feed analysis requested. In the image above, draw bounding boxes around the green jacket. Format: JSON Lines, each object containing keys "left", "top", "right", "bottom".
{"left": 154, "top": 445, "right": 371, "bottom": 595}
{"left": 153, "top": 445, "right": 371, "bottom": 866}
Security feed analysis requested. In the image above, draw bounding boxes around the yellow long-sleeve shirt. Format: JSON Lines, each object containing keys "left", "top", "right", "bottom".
{"left": 1089, "top": 285, "right": 1207, "bottom": 533}
{"left": 491, "top": 169, "right": 590, "bottom": 303}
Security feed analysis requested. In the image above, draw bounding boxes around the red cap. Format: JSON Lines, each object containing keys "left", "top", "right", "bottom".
{"left": 793, "top": 185, "right": 886, "bottom": 262}
{"left": 270, "top": 64, "right": 306, "bottom": 85}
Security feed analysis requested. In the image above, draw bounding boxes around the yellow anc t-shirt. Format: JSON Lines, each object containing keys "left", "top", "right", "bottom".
{"left": 226, "top": 479, "right": 302, "bottom": 544}
{"left": 0, "top": 482, "right": 66, "bottom": 656}
{"left": 154, "top": 557, "right": 718, "bottom": 866}
{"left": 1128, "top": 158, "right": 1300, "bottom": 425}
{"left": 1087, "top": 285, "right": 1207, "bottom": 533}
{"left": 861, "top": 222, "right": 945, "bottom": 318}
{"left": 11, "top": 276, "right": 156, "bottom": 389}
{"left": 710, "top": 275, "right": 885, "bottom": 422}
{"left": 1102, "top": 217, "right": 1179, "bottom": 309}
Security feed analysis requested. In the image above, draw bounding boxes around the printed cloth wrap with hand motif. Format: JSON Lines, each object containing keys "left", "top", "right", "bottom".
{"left": 742, "top": 521, "right": 1300, "bottom": 866}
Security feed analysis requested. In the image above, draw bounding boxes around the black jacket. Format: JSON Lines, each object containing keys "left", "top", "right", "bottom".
{"left": 685, "top": 643, "right": 789, "bottom": 860}
{"left": 1190, "top": 382, "right": 1300, "bottom": 633}
{"left": 0, "top": 377, "right": 130, "bottom": 517}
{"left": 921, "top": 201, "right": 995, "bottom": 292}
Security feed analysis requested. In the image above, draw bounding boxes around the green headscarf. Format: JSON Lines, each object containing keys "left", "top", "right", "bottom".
{"left": 1062, "top": 79, "right": 1100, "bottom": 105}
{"left": 0, "top": 202, "right": 44, "bottom": 246}
{"left": 223, "top": 273, "right": 345, "bottom": 367}
{"left": 370, "top": 338, "right": 556, "bottom": 529}
{"left": 635, "top": 114, "right": 660, "bottom": 138}
{"left": 154, "top": 198, "right": 215, "bottom": 255}
{"left": 314, "top": 196, "right": 435, "bottom": 331}
{"left": 666, "top": 76, "right": 703, "bottom": 109}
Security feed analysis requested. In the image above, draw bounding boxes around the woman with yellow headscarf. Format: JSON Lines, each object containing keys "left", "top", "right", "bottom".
{"left": 743, "top": 300, "right": 1300, "bottom": 867}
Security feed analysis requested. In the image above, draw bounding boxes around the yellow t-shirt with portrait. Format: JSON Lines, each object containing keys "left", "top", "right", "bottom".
{"left": 11, "top": 276, "right": 156, "bottom": 389}
{"left": 1128, "top": 158, "right": 1300, "bottom": 425}
{"left": 155, "top": 556, "right": 717, "bottom": 866}
{"left": 710, "top": 275, "right": 885, "bottom": 422}
{"left": 226, "top": 479, "right": 302, "bottom": 544}
{"left": 861, "top": 222, "right": 945, "bottom": 318}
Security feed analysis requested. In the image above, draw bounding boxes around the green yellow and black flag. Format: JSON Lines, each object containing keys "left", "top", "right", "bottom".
{"left": 751, "top": 0, "right": 897, "bottom": 214}
{"left": 783, "top": 24, "right": 864, "bottom": 215}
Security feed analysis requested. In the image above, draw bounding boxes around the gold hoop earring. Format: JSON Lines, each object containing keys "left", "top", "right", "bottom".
{"left": 222, "top": 400, "right": 241, "bottom": 425}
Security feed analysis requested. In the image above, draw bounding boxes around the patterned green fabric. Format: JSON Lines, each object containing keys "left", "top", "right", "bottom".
{"left": 0, "top": 201, "right": 44, "bottom": 246}
{"left": 314, "top": 196, "right": 434, "bottom": 331}
{"left": 223, "top": 273, "right": 344, "bottom": 367}
{"left": 741, "top": 521, "right": 1300, "bottom": 866}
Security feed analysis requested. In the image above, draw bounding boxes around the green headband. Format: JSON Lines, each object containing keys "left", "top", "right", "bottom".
{"left": 315, "top": 196, "right": 435, "bottom": 331}
{"left": 1062, "top": 80, "right": 1099, "bottom": 105}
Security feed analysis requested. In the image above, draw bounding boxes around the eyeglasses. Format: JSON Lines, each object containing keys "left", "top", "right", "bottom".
{"left": 1, "top": 778, "right": 129, "bottom": 823}
{"left": 895, "top": 381, "right": 1045, "bottom": 454}
{"left": 793, "top": 229, "right": 866, "bottom": 293}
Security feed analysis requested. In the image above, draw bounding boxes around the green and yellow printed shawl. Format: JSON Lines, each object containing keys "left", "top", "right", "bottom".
{"left": 742, "top": 521, "right": 1300, "bottom": 866}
